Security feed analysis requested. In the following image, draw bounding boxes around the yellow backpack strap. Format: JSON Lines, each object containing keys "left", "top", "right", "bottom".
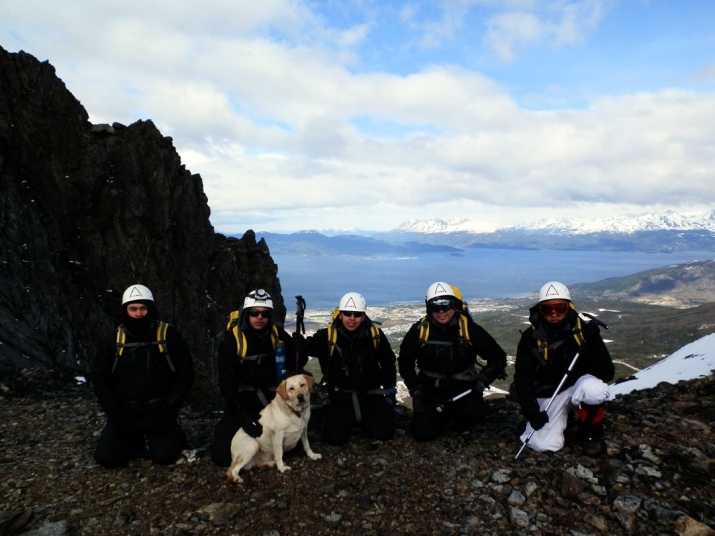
{"left": 418, "top": 316, "right": 429, "bottom": 347}
{"left": 571, "top": 310, "right": 586, "bottom": 347}
{"left": 156, "top": 321, "right": 176, "bottom": 372}
{"left": 370, "top": 324, "right": 381, "bottom": 351}
{"left": 457, "top": 314, "right": 471, "bottom": 347}
{"left": 235, "top": 328, "right": 247, "bottom": 360}
{"left": 226, "top": 311, "right": 248, "bottom": 360}
{"left": 112, "top": 326, "right": 127, "bottom": 372}
{"left": 115, "top": 325, "right": 126, "bottom": 357}
{"left": 270, "top": 326, "right": 280, "bottom": 349}
{"left": 156, "top": 321, "right": 169, "bottom": 353}
{"left": 327, "top": 324, "right": 338, "bottom": 357}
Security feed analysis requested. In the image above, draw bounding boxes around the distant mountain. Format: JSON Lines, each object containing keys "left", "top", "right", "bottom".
{"left": 255, "top": 210, "right": 715, "bottom": 255}
{"left": 253, "top": 230, "right": 461, "bottom": 257}
{"left": 374, "top": 210, "right": 715, "bottom": 252}
{"left": 569, "top": 259, "right": 715, "bottom": 307}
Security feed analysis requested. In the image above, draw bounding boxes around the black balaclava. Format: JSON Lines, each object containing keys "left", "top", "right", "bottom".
{"left": 122, "top": 299, "right": 159, "bottom": 338}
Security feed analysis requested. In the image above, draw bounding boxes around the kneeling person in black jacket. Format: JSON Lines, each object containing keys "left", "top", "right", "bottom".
{"left": 305, "top": 292, "right": 397, "bottom": 446}
{"left": 399, "top": 282, "right": 507, "bottom": 442}
{"left": 90, "top": 284, "right": 194, "bottom": 468}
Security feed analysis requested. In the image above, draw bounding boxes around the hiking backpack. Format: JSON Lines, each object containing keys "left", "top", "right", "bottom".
{"left": 113, "top": 321, "right": 175, "bottom": 372}
{"left": 225, "top": 310, "right": 280, "bottom": 360}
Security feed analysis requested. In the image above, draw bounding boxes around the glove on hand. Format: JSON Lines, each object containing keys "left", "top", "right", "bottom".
{"left": 528, "top": 410, "right": 549, "bottom": 431}
{"left": 291, "top": 332, "right": 308, "bottom": 355}
{"left": 385, "top": 387, "right": 397, "bottom": 406}
{"left": 474, "top": 374, "right": 489, "bottom": 395}
{"left": 241, "top": 413, "right": 263, "bottom": 438}
{"left": 411, "top": 389, "right": 428, "bottom": 414}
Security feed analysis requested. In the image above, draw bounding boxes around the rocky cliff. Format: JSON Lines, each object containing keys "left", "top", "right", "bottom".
{"left": 0, "top": 46, "right": 283, "bottom": 404}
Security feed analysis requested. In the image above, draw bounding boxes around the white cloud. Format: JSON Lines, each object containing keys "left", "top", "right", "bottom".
{"left": 1, "top": 0, "right": 714, "bottom": 233}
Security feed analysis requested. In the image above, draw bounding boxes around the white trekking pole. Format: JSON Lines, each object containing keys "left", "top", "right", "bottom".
{"left": 514, "top": 352, "right": 581, "bottom": 460}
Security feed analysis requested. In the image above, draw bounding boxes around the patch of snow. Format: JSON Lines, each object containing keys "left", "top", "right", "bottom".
{"left": 609, "top": 333, "right": 715, "bottom": 399}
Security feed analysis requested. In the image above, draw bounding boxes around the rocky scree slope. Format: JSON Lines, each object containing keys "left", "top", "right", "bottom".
{"left": 1, "top": 369, "right": 714, "bottom": 535}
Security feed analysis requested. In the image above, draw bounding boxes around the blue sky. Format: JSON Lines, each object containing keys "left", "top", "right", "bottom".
{"left": 2, "top": 0, "right": 714, "bottom": 233}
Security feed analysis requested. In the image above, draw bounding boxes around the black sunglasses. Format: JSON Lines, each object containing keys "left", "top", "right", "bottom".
{"left": 428, "top": 298, "right": 454, "bottom": 313}
{"left": 247, "top": 310, "right": 271, "bottom": 318}
{"left": 340, "top": 311, "right": 364, "bottom": 318}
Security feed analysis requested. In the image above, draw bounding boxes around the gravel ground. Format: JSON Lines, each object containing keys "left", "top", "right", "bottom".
{"left": 1, "top": 369, "right": 715, "bottom": 536}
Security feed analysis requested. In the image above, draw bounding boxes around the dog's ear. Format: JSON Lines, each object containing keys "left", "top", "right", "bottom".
{"left": 276, "top": 379, "right": 288, "bottom": 400}
{"left": 304, "top": 374, "right": 315, "bottom": 392}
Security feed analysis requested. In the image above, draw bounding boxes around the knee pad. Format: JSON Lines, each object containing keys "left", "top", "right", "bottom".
{"left": 576, "top": 403, "right": 604, "bottom": 426}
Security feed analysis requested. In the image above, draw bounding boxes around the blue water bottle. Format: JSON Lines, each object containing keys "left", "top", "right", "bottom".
{"left": 275, "top": 340, "right": 287, "bottom": 379}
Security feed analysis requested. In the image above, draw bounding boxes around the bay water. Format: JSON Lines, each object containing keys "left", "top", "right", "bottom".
{"left": 274, "top": 249, "right": 713, "bottom": 309}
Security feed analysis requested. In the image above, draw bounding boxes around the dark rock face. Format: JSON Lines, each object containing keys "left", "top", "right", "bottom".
{"left": 0, "top": 46, "right": 284, "bottom": 404}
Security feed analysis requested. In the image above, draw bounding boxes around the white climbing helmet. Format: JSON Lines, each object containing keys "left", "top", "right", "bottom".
{"left": 122, "top": 284, "right": 154, "bottom": 304}
{"left": 339, "top": 292, "right": 367, "bottom": 312}
{"left": 425, "top": 282, "right": 456, "bottom": 303}
{"left": 243, "top": 289, "right": 274, "bottom": 309}
{"left": 538, "top": 282, "right": 571, "bottom": 303}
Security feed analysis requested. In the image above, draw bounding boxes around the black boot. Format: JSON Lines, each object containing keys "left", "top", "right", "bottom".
{"left": 576, "top": 403, "right": 605, "bottom": 457}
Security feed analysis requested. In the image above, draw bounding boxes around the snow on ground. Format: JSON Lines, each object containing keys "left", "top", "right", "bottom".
{"left": 609, "top": 333, "right": 715, "bottom": 399}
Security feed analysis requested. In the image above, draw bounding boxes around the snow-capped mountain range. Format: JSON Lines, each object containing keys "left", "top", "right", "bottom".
{"left": 394, "top": 210, "right": 715, "bottom": 235}
{"left": 371, "top": 209, "right": 715, "bottom": 252}
{"left": 256, "top": 210, "right": 715, "bottom": 255}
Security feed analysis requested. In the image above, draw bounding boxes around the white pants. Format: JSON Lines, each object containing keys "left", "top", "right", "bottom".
{"left": 520, "top": 374, "right": 610, "bottom": 453}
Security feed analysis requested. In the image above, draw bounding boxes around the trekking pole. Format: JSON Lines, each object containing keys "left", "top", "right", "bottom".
{"left": 435, "top": 388, "right": 473, "bottom": 413}
{"left": 515, "top": 352, "right": 581, "bottom": 460}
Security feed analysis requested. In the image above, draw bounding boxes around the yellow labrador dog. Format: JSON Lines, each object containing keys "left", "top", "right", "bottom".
{"left": 226, "top": 374, "right": 322, "bottom": 484}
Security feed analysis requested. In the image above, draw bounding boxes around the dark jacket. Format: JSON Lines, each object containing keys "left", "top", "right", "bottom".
{"left": 90, "top": 321, "right": 194, "bottom": 414}
{"left": 514, "top": 305, "right": 614, "bottom": 420}
{"left": 398, "top": 312, "right": 507, "bottom": 394}
{"left": 217, "top": 321, "right": 305, "bottom": 418}
{"left": 307, "top": 319, "right": 396, "bottom": 392}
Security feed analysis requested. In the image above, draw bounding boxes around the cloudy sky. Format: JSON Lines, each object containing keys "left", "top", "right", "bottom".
{"left": 2, "top": 0, "right": 715, "bottom": 234}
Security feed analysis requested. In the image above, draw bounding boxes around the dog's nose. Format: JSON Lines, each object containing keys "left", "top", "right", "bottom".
{"left": 298, "top": 394, "right": 305, "bottom": 402}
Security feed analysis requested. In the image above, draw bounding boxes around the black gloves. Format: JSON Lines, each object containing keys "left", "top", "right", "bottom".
{"left": 385, "top": 387, "right": 397, "bottom": 406}
{"left": 291, "top": 332, "right": 307, "bottom": 355}
{"left": 241, "top": 413, "right": 263, "bottom": 438}
{"left": 474, "top": 374, "right": 489, "bottom": 395}
{"left": 411, "top": 389, "right": 427, "bottom": 414}
{"left": 528, "top": 410, "right": 549, "bottom": 431}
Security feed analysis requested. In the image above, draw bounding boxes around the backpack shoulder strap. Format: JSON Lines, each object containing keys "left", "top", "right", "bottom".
{"left": 156, "top": 321, "right": 176, "bottom": 372}
{"left": 270, "top": 326, "right": 280, "bottom": 349}
{"left": 418, "top": 316, "right": 430, "bottom": 347}
{"left": 113, "top": 322, "right": 176, "bottom": 373}
{"left": 112, "top": 325, "right": 127, "bottom": 372}
{"left": 226, "top": 311, "right": 248, "bottom": 359}
{"left": 457, "top": 314, "right": 471, "bottom": 347}
{"left": 327, "top": 323, "right": 339, "bottom": 357}
{"left": 369, "top": 324, "right": 381, "bottom": 351}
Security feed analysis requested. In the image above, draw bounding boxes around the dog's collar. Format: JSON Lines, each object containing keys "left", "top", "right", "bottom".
{"left": 289, "top": 407, "right": 302, "bottom": 418}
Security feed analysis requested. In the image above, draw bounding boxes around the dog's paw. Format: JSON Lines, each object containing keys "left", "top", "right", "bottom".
{"left": 226, "top": 473, "right": 244, "bottom": 485}
{"left": 277, "top": 464, "right": 292, "bottom": 473}
{"left": 308, "top": 452, "right": 322, "bottom": 460}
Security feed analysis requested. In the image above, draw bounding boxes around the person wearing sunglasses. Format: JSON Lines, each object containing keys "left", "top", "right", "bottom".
{"left": 514, "top": 281, "right": 614, "bottom": 457}
{"left": 304, "top": 292, "right": 397, "bottom": 446}
{"left": 210, "top": 289, "right": 306, "bottom": 466}
{"left": 398, "top": 282, "right": 507, "bottom": 442}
